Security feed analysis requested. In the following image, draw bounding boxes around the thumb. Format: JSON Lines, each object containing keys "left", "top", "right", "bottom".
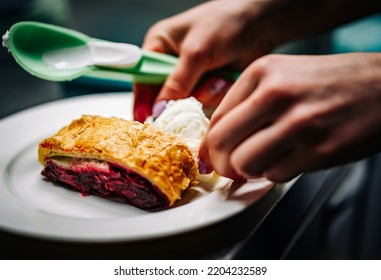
{"left": 197, "top": 137, "right": 214, "bottom": 174}
{"left": 155, "top": 53, "right": 207, "bottom": 102}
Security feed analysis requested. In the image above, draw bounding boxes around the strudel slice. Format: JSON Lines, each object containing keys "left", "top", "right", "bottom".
{"left": 38, "top": 115, "right": 198, "bottom": 210}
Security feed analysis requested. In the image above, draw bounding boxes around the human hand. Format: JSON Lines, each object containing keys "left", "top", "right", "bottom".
{"left": 133, "top": 0, "right": 278, "bottom": 122}
{"left": 199, "top": 53, "right": 381, "bottom": 182}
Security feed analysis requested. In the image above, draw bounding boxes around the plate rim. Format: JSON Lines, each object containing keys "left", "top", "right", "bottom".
{"left": 0, "top": 93, "right": 289, "bottom": 243}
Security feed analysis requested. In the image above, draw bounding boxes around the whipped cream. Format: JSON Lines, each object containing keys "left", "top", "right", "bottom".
{"left": 150, "top": 97, "right": 209, "bottom": 158}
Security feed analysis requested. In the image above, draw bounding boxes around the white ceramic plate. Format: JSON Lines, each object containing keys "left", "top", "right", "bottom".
{"left": 0, "top": 93, "right": 277, "bottom": 242}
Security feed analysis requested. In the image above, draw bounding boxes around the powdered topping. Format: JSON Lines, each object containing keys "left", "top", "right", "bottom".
{"left": 2, "top": 30, "right": 10, "bottom": 51}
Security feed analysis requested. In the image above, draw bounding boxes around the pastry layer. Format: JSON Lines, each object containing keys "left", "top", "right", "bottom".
{"left": 38, "top": 115, "right": 199, "bottom": 208}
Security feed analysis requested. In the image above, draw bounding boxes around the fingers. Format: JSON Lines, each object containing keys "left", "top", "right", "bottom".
{"left": 143, "top": 22, "right": 184, "bottom": 54}
{"left": 208, "top": 67, "right": 259, "bottom": 127}
{"left": 198, "top": 66, "right": 265, "bottom": 177}
{"left": 197, "top": 138, "right": 215, "bottom": 175}
{"left": 229, "top": 121, "right": 294, "bottom": 179}
{"left": 144, "top": 18, "right": 205, "bottom": 100}
{"left": 262, "top": 151, "right": 307, "bottom": 183}
{"left": 133, "top": 23, "right": 176, "bottom": 122}
{"left": 203, "top": 108, "right": 297, "bottom": 181}
{"left": 133, "top": 19, "right": 184, "bottom": 122}
{"left": 140, "top": 17, "right": 215, "bottom": 115}
{"left": 198, "top": 59, "right": 297, "bottom": 180}
{"left": 192, "top": 75, "right": 233, "bottom": 109}
{"left": 154, "top": 47, "right": 210, "bottom": 103}
{"left": 202, "top": 99, "right": 283, "bottom": 179}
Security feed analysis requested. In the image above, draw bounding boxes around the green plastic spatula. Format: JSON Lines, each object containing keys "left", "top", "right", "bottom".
{"left": 2, "top": 21, "right": 186, "bottom": 84}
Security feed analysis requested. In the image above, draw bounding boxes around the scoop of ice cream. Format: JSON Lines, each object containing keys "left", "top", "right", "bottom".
{"left": 150, "top": 97, "right": 209, "bottom": 158}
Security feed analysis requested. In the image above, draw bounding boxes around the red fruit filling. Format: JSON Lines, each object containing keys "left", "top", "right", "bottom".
{"left": 41, "top": 159, "right": 169, "bottom": 210}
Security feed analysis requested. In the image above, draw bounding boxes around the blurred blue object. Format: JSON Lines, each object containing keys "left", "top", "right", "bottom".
{"left": 332, "top": 13, "right": 381, "bottom": 53}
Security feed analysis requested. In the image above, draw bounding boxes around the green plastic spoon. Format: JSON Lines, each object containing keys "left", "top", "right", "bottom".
{"left": 3, "top": 21, "right": 239, "bottom": 85}
{"left": 2, "top": 21, "right": 179, "bottom": 84}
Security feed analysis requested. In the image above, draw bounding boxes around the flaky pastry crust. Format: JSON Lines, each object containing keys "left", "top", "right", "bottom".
{"left": 38, "top": 115, "right": 199, "bottom": 206}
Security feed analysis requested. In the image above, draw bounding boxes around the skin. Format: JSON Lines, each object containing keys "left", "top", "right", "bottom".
{"left": 133, "top": 0, "right": 276, "bottom": 122}
{"left": 200, "top": 53, "right": 381, "bottom": 182}
{"left": 133, "top": 0, "right": 381, "bottom": 182}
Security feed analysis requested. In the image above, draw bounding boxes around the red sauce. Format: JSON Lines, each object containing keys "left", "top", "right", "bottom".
{"left": 41, "top": 160, "right": 169, "bottom": 210}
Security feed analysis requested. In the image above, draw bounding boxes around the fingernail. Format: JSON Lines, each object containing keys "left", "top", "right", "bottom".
{"left": 211, "top": 78, "right": 232, "bottom": 95}
{"left": 152, "top": 100, "right": 168, "bottom": 118}
{"left": 197, "top": 158, "right": 208, "bottom": 174}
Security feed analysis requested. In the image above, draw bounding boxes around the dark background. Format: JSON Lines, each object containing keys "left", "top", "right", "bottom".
{"left": 1, "top": 0, "right": 381, "bottom": 259}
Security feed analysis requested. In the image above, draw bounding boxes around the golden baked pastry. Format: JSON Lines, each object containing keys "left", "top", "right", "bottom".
{"left": 38, "top": 115, "right": 199, "bottom": 210}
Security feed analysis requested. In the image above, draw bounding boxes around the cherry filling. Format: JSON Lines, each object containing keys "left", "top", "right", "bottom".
{"left": 41, "top": 160, "right": 169, "bottom": 210}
